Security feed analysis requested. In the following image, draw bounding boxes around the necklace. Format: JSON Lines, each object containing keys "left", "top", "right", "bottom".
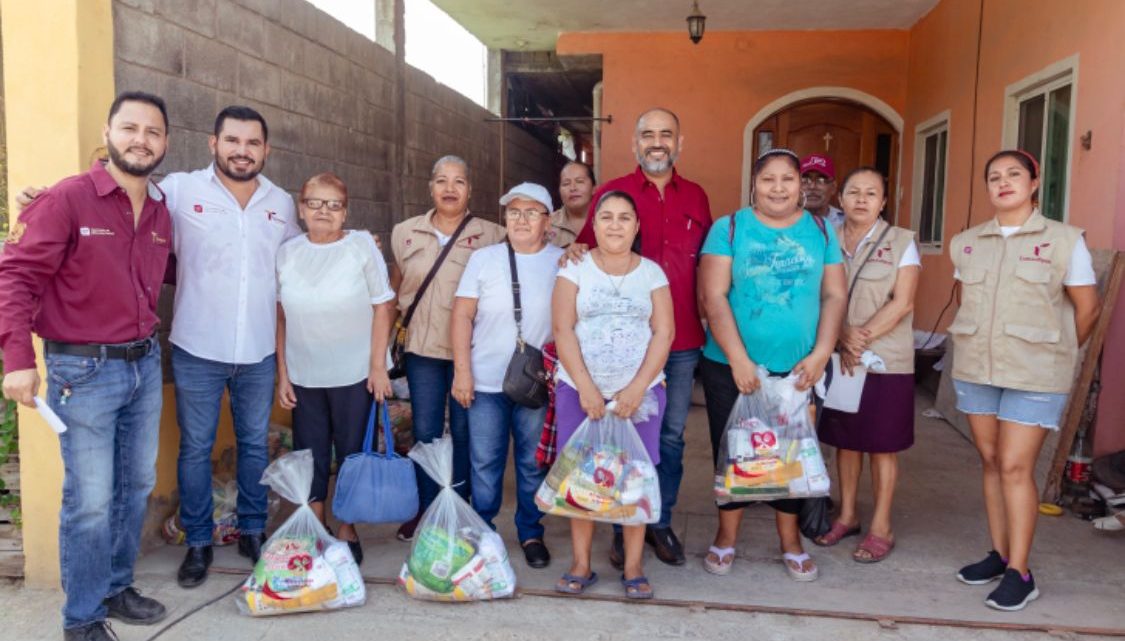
{"left": 593, "top": 251, "right": 635, "bottom": 297}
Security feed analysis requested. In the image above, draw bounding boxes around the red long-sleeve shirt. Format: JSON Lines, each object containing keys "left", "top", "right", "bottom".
{"left": 0, "top": 161, "right": 172, "bottom": 373}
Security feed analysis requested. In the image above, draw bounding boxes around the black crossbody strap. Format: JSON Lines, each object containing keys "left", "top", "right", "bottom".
{"left": 846, "top": 221, "right": 894, "bottom": 303}
{"left": 401, "top": 213, "right": 475, "bottom": 329}
{"left": 507, "top": 241, "right": 525, "bottom": 345}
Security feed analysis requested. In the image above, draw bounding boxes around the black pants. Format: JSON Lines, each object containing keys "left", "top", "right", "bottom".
{"left": 292, "top": 380, "right": 373, "bottom": 503}
{"left": 699, "top": 357, "right": 803, "bottom": 515}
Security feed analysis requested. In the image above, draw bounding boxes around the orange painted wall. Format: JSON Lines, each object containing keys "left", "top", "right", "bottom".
{"left": 557, "top": 30, "right": 910, "bottom": 217}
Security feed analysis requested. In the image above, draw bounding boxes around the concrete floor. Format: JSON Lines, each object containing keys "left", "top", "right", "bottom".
{"left": 3, "top": 391, "right": 1124, "bottom": 640}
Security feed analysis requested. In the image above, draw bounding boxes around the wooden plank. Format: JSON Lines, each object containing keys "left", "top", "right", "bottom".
{"left": 1043, "top": 251, "right": 1125, "bottom": 502}
{"left": 0, "top": 551, "right": 24, "bottom": 578}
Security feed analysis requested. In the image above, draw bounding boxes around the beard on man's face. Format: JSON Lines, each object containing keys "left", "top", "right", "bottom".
{"left": 636, "top": 145, "right": 677, "bottom": 174}
{"left": 215, "top": 152, "right": 264, "bottom": 182}
{"left": 106, "top": 139, "right": 165, "bottom": 177}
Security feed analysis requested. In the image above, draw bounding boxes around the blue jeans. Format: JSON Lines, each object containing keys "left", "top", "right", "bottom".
{"left": 48, "top": 344, "right": 162, "bottom": 629}
{"left": 172, "top": 346, "right": 275, "bottom": 546}
{"left": 405, "top": 353, "right": 470, "bottom": 511}
{"left": 467, "top": 392, "right": 547, "bottom": 542}
{"left": 655, "top": 348, "right": 700, "bottom": 528}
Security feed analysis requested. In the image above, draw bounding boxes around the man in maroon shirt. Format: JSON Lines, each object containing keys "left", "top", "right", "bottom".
{"left": 0, "top": 92, "right": 173, "bottom": 641}
{"left": 572, "top": 107, "right": 711, "bottom": 567}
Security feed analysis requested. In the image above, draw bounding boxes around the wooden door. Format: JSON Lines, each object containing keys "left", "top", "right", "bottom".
{"left": 753, "top": 100, "right": 899, "bottom": 221}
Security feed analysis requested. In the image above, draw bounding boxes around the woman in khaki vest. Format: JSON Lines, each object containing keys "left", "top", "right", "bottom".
{"left": 949, "top": 150, "right": 1099, "bottom": 611}
{"left": 388, "top": 155, "right": 506, "bottom": 541}
{"left": 814, "top": 167, "right": 920, "bottom": 564}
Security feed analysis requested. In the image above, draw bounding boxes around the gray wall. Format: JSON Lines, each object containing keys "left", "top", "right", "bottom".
{"left": 113, "top": 0, "right": 559, "bottom": 237}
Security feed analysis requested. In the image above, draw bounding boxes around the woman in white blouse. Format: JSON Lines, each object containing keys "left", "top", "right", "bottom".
{"left": 275, "top": 172, "right": 395, "bottom": 565}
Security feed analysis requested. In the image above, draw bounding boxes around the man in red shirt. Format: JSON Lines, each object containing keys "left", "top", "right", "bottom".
{"left": 0, "top": 92, "right": 173, "bottom": 641}
{"left": 573, "top": 107, "right": 711, "bottom": 566}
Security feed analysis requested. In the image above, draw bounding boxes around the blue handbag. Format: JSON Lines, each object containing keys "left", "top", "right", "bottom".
{"left": 332, "top": 401, "right": 419, "bottom": 524}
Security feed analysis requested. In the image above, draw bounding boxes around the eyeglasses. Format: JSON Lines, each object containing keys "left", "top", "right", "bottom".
{"left": 302, "top": 198, "right": 345, "bottom": 211}
{"left": 801, "top": 175, "right": 834, "bottom": 187}
{"left": 504, "top": 208, "right": 546, "bottom": 222}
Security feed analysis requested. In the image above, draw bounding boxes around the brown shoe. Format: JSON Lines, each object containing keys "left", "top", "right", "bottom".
{"left": 646, "top": 526, "right": 686, "bottom": 566}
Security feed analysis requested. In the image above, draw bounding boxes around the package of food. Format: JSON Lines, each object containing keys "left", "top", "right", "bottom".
{"left": 714, "top": 369, "right": 830, "bottom": 504}
{"left": 534, "top": 396, "right": 661, "bottom": 525}
{"left": 398, "top": 437, "right": 517, "bottom": 602}
{"left": 235, "top": 450, "right": 366, "bottom": 616}
{"left": 161, "top": 479, "right": 241, "bottom": 546}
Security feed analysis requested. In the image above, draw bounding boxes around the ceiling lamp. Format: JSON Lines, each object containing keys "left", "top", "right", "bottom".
{"left": 687, "top": 1, "right": 706, "bottom": 44}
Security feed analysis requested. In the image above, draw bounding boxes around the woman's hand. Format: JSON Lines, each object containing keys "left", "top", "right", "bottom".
{"left": 792, "top": 350, "right": 831, "bottom": 392}
{"left": 578, "top": 381, "right": 607, "bottom": 420}
{"left": 612, "top": 382, "right": 647, "bottom": 419}
{"left": 730, "top": 356, "right": 761, "bottom": 395}
{"left": 839, "top": 349, "right": 860, "bottom": 376}
{"left": 452, "top": 369, "right": 475, "bottom": 409}
{"left": 560, "top": 242, "right": 589, "bottom": 266}
{"left": 839, "top": 325, "right": 871, "bottom": 358}
{"left": 368, "top": 365, "right": 393, "bottom": 403}
{"left": 277, "top": 376, "right": 297, "bottom": 410}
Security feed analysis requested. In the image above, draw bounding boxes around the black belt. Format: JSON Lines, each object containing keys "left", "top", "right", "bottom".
{"left": 44, "top": 335, "right": 157, "bottom": 362}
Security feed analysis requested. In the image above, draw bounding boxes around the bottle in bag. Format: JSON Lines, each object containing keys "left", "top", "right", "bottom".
{"left": 1063, "top": 429, "right": 1093, "bottom": 498}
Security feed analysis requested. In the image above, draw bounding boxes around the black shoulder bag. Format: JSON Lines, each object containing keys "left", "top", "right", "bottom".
{"left": 501, "top": 242, "right": 550, "bottom": 408}
{"left": 387, "top": 214, "right": 474, "bottom": 379}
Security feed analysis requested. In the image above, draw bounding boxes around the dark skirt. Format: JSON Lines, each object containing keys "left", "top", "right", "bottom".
{"left": 818, "top": 372, "right": 914, "bottom": 453}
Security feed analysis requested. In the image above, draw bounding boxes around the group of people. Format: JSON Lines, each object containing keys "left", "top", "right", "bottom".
{"left": 0, "top": 91, "right": 1099, "bottom": 640}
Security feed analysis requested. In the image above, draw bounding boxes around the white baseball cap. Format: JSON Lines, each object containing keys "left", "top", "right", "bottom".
{"left": 499, "top": 182, "right": 553, "bottom": 213}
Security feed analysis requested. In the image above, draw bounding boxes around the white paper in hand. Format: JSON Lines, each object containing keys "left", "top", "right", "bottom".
{"left": 34, "top": 397, "right": 68, "bottom": 433}
{"left": 823, "top": 353, "right": 867, "bottom": 413}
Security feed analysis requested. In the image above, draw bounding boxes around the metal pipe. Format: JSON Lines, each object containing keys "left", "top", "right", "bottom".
{"left": 484, "top": 115, "right": 613, "bottom": 124}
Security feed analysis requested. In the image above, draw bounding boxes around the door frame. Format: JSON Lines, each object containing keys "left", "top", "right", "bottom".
{"left": 741, "top": 87, "right": 904, "bottom": 221}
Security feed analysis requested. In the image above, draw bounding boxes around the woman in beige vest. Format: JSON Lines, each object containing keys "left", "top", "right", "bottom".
{"left": 814, "top": 167, "right": 920, "bottom": 564}
{"left": 388, "top": 155, "right": 506, "bottom": 541}
{"left": 949, "top": 150, "right": 1099, "bottom": 611}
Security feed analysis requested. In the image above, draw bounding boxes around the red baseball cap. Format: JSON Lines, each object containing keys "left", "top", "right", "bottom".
{"left": 800, "top": 154, "right": 836, "bottom": 180}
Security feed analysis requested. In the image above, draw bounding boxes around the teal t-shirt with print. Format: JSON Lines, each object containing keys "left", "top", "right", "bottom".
{"left": 701, "top": 209, "right": 842, "bottom": 373}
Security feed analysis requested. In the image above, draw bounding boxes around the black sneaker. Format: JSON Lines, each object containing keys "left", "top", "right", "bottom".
{"left": 956, "top": 550, "right": 1006, "bottom": 585}
{"left": 104, "top": 587, "right": 167, "bottom": 625}
{"left": 985, "top": 568, "right": 1040, "bottom": 611}
{"left": 64, "top": 621, "right": 118, "bottom": 641}
{"left": 521, "top": 539, "right": 551, "bottom": 569}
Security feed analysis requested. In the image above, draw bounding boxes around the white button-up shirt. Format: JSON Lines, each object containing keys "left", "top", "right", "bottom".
{"left": 162, "top": 165, "right": 300, "bottom": 364}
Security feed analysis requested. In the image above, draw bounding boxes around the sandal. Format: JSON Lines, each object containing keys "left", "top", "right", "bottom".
{"left": 703, "top": 545, "right": 735, "bottom": 575}
{"left": 813, "top": 521, "right": 860, "bottom": 547}
{"left": 1093, "top": 512, "right": 1125, "bottom": 532}
{"left": 782, "top": 552, "right": 819, "bottom": 582}
{"left": 555, "top": 571, "right": 598, "bottom": 595}
{"left": 621, "top": 574, "right": 654, "bottom": 600}
{"left": 853, "top": 533, "right": 895, "bottom": 563}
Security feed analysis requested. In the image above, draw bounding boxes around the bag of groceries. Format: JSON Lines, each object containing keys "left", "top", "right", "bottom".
{"left": 236, "top": 450, "right": 365, "bottom": 616}
{"left": 534, "top": 394, "right": 661, "bottom": 525}
{"left": 398, "top": 437, "right": 517, "bottom": 602}
{"left": 714, "top": 368, "right": 830, "bottom": 504}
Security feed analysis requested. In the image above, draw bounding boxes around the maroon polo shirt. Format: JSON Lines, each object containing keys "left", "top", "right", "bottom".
{"left": 0, "top": 161, "right": 172, "bottom": 374}
{"left": 577, "top": 166, "right": 712, "bottom": 351}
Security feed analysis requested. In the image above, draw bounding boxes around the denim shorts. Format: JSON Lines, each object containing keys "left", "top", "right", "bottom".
{"left": 952, "top": 379, "right": 1067, "bottom": 430}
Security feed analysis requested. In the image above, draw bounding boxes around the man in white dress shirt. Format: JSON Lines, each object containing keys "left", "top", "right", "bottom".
{"left": 167, "top": 106, "right": 301, "bottom": 588}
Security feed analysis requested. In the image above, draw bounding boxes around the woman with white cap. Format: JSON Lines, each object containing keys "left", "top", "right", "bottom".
{"left": 451, "top": 182, "right": 564, "bottom": 569}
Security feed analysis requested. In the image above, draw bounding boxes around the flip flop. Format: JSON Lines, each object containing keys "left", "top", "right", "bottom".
{"left": 621, "top": 574, "right": 654, "bottom": 600}
{"left": 703, "top": 546, "right": 735, "bottom": 575}
{"left": 1093, "top": 512, "right": 1125, "bottom": 532}
{"left": 813, "top": 520, "right": 861, "bottom": 547}
{"left": 782, "top": 552, "right": 819, "bottom": 582}
{"left": 853, "top": 533, "right": 895, "bottom": 563}
{"left": 555, "top": 571, "right": 598, "bottom": 595}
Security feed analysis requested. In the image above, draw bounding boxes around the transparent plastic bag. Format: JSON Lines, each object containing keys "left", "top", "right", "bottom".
{"left": 236, "top": 450, "right": 366, "bottom": 616}
{"left": 161, "top": 479, "right": 239, "bottom": 546}
{"left": 714, "top": 368, "right": 830, "bottom": 504}
{"left": 398, "top": 437, "right": 517, "bottom": 602}
{"left": 534, "top": 394, "right": 661, "bottom": 525}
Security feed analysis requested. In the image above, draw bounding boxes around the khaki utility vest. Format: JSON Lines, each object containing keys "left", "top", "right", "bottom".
{"left": 947, "top": 211, "right": 1082, "bottom": 393}
{"left": 844, "top": 221, "right": 917, "bottom": 374}
{"left": 390, "top": 210, "right": 506, "bottom": 360}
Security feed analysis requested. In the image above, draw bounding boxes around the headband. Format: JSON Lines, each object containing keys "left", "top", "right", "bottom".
{"left": 1008, "top": 149, "right": 1040, "bottom": 178}
{"left": 757, "top": 147, "right": 800, "bottom": 163}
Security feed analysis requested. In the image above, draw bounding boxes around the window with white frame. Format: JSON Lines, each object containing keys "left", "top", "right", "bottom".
{"left": 912, "top": 114, "right": 949, "bottom": 247}
{"left": 1010, "top": 71, "right": 1074, "bottom": 221}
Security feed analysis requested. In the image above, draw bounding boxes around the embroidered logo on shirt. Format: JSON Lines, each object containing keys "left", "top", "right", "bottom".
{"left": 963, "top": 246, "right": 973, "bottom": 254}
{"left": 193, "top": 204, "right": 204, "bottom": 213}
{"left": 871, "top": 243, "right": 894, "bottom": 265}
{"left": 266, "top": 210, "right": 281, "bottom": 223}
{"left": 1020, "top": 242, "right": 1052, "bottom": 264}
{"left": 151, "top": 231, "right": 169, "bottom": 246}
{"left": 5, "top": 221, "right": 27, "bottom": 244}
{"left": 79, "top": 227, "right": 115, "bottom": 237}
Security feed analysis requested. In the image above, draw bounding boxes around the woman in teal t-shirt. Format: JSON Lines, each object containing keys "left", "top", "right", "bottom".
{"left": 698, "top": 148, "right": 847, "bottom": 581}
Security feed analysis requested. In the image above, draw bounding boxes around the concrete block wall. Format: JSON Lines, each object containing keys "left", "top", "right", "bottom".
{"left": 113, "top": 0, "right": 561, "bottom": 235}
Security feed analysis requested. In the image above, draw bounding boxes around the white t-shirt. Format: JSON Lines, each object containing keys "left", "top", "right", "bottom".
{"left": 277, "top": 231, "right": 395, "bottom": 387}
{"left": 454, "top": 243, "right": 564, "bottom": 393}
{"left": 953, "top": 229, "right": 1095, "bottom": 286}
{"left": 555, "top": 253, "right": 670, "bottom": 396}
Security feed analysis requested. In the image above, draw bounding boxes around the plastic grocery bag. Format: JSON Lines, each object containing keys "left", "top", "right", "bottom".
{"left": 161, "top": 479, "right": 239, "bottom": 546}
{"left": 398, "top": 437, "right": 517, "bottom": 602}
{"left": 236, "top": 450, "right": 366, "bottom": 616}
{"left": 714, "top": 368, "right": 830, "bottom": 504}
{"left": 534, "top": 395, "right": 661, "bottom": 525}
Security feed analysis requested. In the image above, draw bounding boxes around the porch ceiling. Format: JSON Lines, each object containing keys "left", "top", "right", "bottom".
{"left": 430, "top": 0, "right": 940, "bottom": 50}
